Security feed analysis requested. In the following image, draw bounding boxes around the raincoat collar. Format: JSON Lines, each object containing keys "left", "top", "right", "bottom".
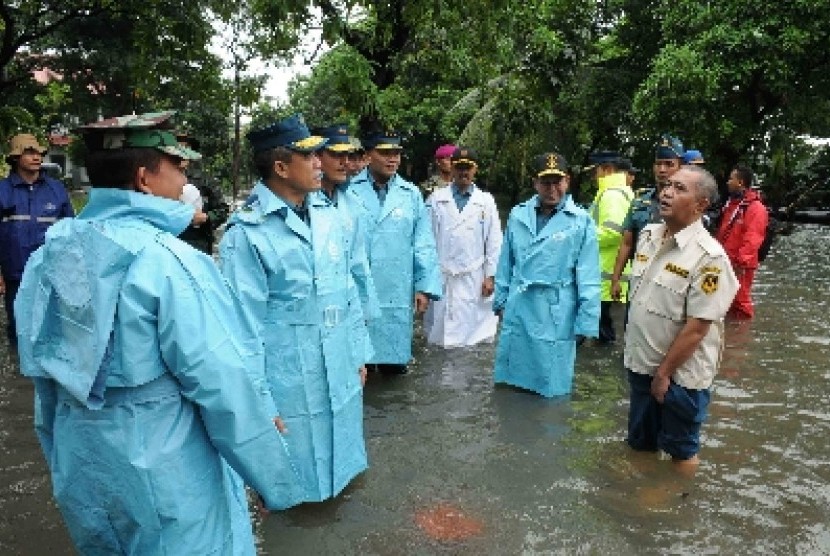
{"left": 352, "top": 167, "right": 370, "bottom": 184}
{"left": 319, "top": 180, "right": 350, "bottom": 205}
{"left": 373, "top": 173, "right": 408, "bottom": 221}
{"left": 247, "top": 181, "right": 329, "bottom": 216}
{"left": 80, "top": 187, "right": 194, "bottom": 236}
{"left": 365, "top": 168, "right": 398, "bottom": 190}
{"left": 515, "top": 194, "right": 578, "bottom": 238}
{"left": 520, "top": 194, "right": 577, "bottom": 220}
{"left": 248, "top": 181, "right": 328, "bottom": 244}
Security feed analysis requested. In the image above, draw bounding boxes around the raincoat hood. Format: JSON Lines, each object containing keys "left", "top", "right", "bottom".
{"left": 79, "top": 187, "right": 194, "bottom": 236}
{"left": 18, "top": 188, "right": 194, "bottom": 408}
{"left": 18, "top": 219, "right": 136, "bottom": 408}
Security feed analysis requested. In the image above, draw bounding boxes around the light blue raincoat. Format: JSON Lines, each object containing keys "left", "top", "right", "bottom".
{"left": 493, "top": 194, "right": 601, "bottom": 397}
{"left": 313, "top": 184, "right": 379, "bottom": 364}
{"left": 14, "top": 188, "right": 303, "bottom": 555}
{"left": 220, "top": 182, "right": 368, "bottom": 504}
{"left": 349, "top": 169, "right": 442, "bottom": 364}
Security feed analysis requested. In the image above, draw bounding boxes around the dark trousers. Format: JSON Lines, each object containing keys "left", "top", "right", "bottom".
{"left": 599, "top": 301, "right": 616, "bottom": 343}
{"left": 626, "top": 370, "right": 710, "bottom": 460}
{"left": 367, "top": 363, "right": 408, "bottom": 375}
{"left": 3, "top": 278, "right": 20, "bottom": 343}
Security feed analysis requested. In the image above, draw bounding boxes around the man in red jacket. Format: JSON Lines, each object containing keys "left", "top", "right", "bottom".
{"left": 715, "top": 164, "right": 768, "bottom": 319}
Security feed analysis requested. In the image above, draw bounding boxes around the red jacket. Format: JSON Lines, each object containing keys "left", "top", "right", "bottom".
{"left": 715, "top": 189, "right": 768, "bottom": 270}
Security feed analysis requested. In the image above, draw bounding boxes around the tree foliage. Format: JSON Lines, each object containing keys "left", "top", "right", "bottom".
{"left": 627, "top": 0, "right": 830, "bottom": 189}
{"left": 2, "top": 0, "right": 830, "bottom": 207}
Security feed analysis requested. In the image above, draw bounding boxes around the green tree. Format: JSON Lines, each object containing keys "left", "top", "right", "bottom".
{"left": 629, "top": 0, "right": 830, "bottom": 199}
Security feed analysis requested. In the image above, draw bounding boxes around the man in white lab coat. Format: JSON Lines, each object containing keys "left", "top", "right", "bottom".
{"left": 425, "top": 146, "right": 502, "bottom": 347}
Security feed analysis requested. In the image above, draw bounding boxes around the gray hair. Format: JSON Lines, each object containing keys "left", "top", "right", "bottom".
{"left": 681, "top": 164, "right": 718, "bottom": 206}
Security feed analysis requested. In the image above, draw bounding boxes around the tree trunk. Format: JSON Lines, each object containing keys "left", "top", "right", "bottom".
{"left": 231, "top": 62, "right": 241, "bottom": 201}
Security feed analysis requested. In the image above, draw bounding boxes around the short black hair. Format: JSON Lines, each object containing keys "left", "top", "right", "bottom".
{"left": 85, "top": 148, "right": 165, "bottom": 189}
{"left": 732, "top": 164, "right": 754, "bottom": 188}
{"left": 253, "top": 146, "right": 294, "bottom": 181}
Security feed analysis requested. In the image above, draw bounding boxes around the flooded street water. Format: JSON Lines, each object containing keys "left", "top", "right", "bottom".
{"left": 2, "top": 224, "right": 829, "bottom": 554}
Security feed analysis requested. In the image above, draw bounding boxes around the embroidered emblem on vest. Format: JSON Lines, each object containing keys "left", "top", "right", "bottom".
{"left": 664, "top": 262, "right": 689, "bottom": 278}
{"left": 701, "top": 274, "right": 719, "bottom": 294}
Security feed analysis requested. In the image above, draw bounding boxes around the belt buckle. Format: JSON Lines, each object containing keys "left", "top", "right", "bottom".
{"left": 324, "top": 305, "right": 340, "bottom": 327}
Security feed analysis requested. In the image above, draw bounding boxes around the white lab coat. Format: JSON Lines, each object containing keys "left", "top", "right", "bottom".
{"left": 425, "top": 184, "right": 502, "bottom": 347}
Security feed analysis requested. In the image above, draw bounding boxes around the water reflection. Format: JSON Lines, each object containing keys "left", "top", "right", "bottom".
{"left": 1, "top": 225, "right": 829, "bottom": 554}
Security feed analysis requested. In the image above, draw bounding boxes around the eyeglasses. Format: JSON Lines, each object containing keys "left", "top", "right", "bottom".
{"left": 453, "top": 162, "right": 475, "bottom": 170}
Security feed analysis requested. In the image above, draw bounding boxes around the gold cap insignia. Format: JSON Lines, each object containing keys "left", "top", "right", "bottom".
{"left": 547, "top": 154, "right": 558, "bottom": 169}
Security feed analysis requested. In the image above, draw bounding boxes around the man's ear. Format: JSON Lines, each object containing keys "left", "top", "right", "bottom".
{"left": 273, "top": 159, "right": 289, "bottom": 179}
{"left": 135, "top": 166, "right": 152, "bottom": 195}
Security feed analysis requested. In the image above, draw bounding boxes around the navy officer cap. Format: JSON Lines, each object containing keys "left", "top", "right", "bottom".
{"left": 618, "top": 158, "right": 640, "bottom": 174}
{"left": 312, "top": 123, "right": 355, "bottom": 153}
{"left": 451, "top": 146, "right": 479, "bottom": 166}
{"left": 247, "top": 114, "right": 327, "bottom": 154}
{"left": 683, "top": 149, "right": 705, "bottom": 165}
{"left": 655, "top": 134, "right": 684, "bottom": 160}
{"left": 532, "top": 152, "right": 569, "bottom": 178}
{"left": 362, "top": 129, "right": 403, "bottom": 151}
{"left": 588, "top": 150, "right": 622, "bottom": 166}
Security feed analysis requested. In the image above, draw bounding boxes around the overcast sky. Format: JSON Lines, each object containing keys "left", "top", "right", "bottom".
{"left": 209, "top": 20, "right": 325, "bottom": 106}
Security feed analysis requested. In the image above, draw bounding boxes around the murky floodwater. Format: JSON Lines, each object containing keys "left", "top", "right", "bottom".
{"left": 2, "top": 224, "right": 829, "bottom": 555}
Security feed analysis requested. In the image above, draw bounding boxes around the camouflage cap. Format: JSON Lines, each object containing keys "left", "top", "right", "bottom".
{"left": 78, "top": 111, "right": 201, "bottom": 160}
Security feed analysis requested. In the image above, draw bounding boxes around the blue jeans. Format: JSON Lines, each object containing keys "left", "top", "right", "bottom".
{"left": 627, "top": 370, "right": 710, "bottom": 460}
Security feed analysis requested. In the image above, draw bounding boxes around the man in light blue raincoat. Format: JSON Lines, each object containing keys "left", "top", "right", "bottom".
{"left": 311, "top": 123, "right": 379, "bottom": 364}
{"left": 349, "top": 129, "right": 442, "bottom": 374}
{"left": 14, "top": 111, "right": 303, "bottom": 555}
{"left": 493, "top": 152, "right": 601, "bottom": 397}
{"left": 219, "top": 115, "right": 369, "bottom": 505}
